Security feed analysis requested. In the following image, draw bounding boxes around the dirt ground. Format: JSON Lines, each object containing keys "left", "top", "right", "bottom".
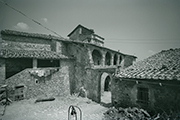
{"left": 0, "top": 96, "right": 108, "bottom": 120}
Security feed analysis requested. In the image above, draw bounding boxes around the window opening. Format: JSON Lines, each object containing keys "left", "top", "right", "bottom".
{"left": 14, "top": 85, "right": 25, "bottom": 101}
{"left": 137, "top": 87, "right": 149, "bottom": 105}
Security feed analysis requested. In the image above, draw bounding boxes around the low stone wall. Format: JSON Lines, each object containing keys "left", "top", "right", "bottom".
{"left": 5, "top": 66, "right": 71, "bottom": 100}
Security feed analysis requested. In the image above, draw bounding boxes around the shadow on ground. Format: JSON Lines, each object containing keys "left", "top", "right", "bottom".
{"left": 100, "top": 102, "right": 113, "bottom": 108}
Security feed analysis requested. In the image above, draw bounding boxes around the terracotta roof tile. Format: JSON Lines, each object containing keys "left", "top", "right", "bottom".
{"left": 0, "top": 48, "right": 72, "bottom": 59}
{"left": 116, "top": 48, "right": 180, "bottom": 81}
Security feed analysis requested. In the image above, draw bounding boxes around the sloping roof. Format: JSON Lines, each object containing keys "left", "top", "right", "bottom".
{"left": 1, "top": 29, "right": 136, "bottom": 58}
{"left": 67, "top": 24, "right": 94, "bottom": 37}
{"left": 0, "top": 48, "right": 72, "bottom": 59}
{"left": 1, "top": 29, "right": 64, "bottom": 40}
{"left": 116, "top": 48, "right": 180, "bottom": 81}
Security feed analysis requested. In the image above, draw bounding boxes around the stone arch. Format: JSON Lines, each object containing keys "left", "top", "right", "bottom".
{"left": 105, "top": 52, "right": 111, "bottom": 66}
{"left": 100, "top": 72, "right": 112, "bottom": 104}
{"left": 114, "top": 54, "right": 118, "bottom": 65}
{"left": 92, "top": 49, "right": 102, "bottom": 65}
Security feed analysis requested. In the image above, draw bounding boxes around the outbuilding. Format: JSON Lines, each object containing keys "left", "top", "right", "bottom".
{"left": 112, "top": 48, "right": 180, "bottom": 114}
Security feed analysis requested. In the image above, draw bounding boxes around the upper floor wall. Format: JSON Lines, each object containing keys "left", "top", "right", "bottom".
{"left": 67, "top": 24, "right": 104, "bottom": 47}
{"left": 88, "top": 45, "right": 136, "bottom": 69}
{"left": 0, "top": 30, "right": 68, "bottom": 55}
{"left": 66, "top": 41, "right": 136, "bottom": 69}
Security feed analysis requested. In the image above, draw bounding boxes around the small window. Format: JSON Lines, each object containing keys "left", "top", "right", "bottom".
{"left": 137, "top": 87, "right": 149, "bottom": 105}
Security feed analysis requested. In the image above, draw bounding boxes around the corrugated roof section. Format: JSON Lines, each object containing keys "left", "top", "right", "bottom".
{"left": 116, "top": 48, "right": 180, "bottom": 81}
{"left": 0, "top": 48, "right": 73, "bottom": 59}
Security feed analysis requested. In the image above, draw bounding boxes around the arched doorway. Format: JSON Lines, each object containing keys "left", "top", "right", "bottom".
{"left": 101, "top": 72, "right": 111, "bottom": 104}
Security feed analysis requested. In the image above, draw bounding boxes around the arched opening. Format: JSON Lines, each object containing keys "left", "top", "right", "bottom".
{"left": 92, "top": 49, "right": 102, "bottom": 65}
{"left": 104, "top": 76, "right": 111, "bottom": 91}
{"left": 105, "top": 52, "right": 111, "bottom": 66}
{"left": 119, "top": 55, "right": 122, "bottom": 65}
{"left": 101, "top": 72, "right": 111, "bottom": 104}
{"left": 114, "top": 54, "right": 117, "bottom": 65}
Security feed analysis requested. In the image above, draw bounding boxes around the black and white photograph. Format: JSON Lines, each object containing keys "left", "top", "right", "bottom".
{"left": 0, "top": 0, "right": 180, "bottom": 120}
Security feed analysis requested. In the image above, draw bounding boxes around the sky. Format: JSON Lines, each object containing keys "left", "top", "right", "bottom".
{"left": 0, "top": 0, "right": 180, "bottom": 61}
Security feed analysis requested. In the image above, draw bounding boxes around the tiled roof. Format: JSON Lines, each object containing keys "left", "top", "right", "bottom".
{"left": 1, "top": 29, "right": 136, "bottom": 58}
{"left": 0, "top": 48, "right": 72, "bottom": 59}
{"left": 1, "top": 29, "right": 65, "bottom": 40}
{"left": 116, "top": 48, "right": 180, "bottom": 81}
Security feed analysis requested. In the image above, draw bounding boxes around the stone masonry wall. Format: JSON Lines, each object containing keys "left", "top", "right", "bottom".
{"left": 84, "top": 69, "right": 101, "bottom": 102}
{"left": 5, "top": 64, "right": 73, "bottom": 100}
{"left": 111, "top": 78, "right": 180, "bottom": 113}
{"left": 1, "top": 34, "right": 54, "bottom": 51}
{"left": 66, "top": 43, "right": 102, "bottom": 102}
{"left": 123, "top": 56, "right": 135, "bottom": 68}
{"left": 1, "top": 41, "right": 51, "bottom": 51}
{"left": 67, "top": 43, "right": 91, "bottom": 92}
{"left": 0, "top": 58, "right": 5, "bottom": 84}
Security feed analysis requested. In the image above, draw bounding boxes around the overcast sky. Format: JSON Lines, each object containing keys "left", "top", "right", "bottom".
{"left": 0, "top": 0, "right": 180, "bottom": 61}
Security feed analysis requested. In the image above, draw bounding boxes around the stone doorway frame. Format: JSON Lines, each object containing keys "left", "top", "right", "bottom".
{"left": 100, "top": 72, "right": 113, "bottom": 103}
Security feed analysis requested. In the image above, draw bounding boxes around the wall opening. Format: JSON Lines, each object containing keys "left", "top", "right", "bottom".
{"left": 114, "top": 54, "right": 117, "bottom": 65}
{"left": 137, "top": 87, "right": 149, "bottom": 105}
{"left": 105, "top": 52, "right": 111, "bottom": 66}
{"left": 101, "top": 72, "right": 111, "bottom": 104}
{"left": 6, "top": 58, "right": 32, "bottom": 79}
{"left": 14, "top": 85, "right": 25, "bottom": 101}
{"left": 92, "top": 49, "right": 102, "bottom": 65}
{"left": 104, "top": 76, "right": 111, "bottom": 91}
{"left": 37, "top": 59, "right": 60, "bottom": 67}
{"left": 119, "top": 55, "right": 122, "bottom": 65}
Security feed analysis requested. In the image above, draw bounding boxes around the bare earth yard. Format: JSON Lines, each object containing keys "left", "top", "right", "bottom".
{"left": 0, "top": 96, "right": 108, "bottom": 120}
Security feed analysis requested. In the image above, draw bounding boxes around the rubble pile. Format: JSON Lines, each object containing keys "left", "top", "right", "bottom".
{"left": 102, "top": 107, "right": 152, "bottom": 120}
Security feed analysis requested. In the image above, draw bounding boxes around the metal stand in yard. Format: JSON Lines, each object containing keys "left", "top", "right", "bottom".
{"left": 68, "top": 105, "right": 82, "bottom": 120}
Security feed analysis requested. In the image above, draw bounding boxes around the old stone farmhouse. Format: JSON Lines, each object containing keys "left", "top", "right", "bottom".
{"left": 112, "top": 48, "right": 180, "bottom": 113}
{"left": 0, "top": 24, "right": 136, "bottom": 103}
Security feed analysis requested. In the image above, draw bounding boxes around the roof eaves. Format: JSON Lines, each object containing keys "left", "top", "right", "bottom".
{"left": 0, "top": 48, "right": 74, "bottom": 60}
{"left": 1, "top": 29, "right": 65, "bottom": 41}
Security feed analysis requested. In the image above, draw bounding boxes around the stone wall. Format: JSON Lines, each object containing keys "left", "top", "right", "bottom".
{"left": 123, "top": 56, "right": 135, "bottom": 68}
{"left": 1, "top": 41, "right": 51, "bottom": 51}
{"left": 1, "top": 34, "right": 54, "bottom": 51}
{"left": 111, "top": 78, "right": 180, "bottom": 113}
{"left": 5, "top": 61, "right": 73, "bottom": 100}
{"left": 66, "top": 43, "right": 107, "bottom": 102}
{"left": 67, "top": 43, "right": 91, "bottom": 92}
{"left": 55, "top": 41, "right": 68, "bottom": 55}
{"left": 0, "top": 58, "right": 5, "bottom": 84}
{"left": 84, "top": 69, "right": 101, "bottom": 102}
